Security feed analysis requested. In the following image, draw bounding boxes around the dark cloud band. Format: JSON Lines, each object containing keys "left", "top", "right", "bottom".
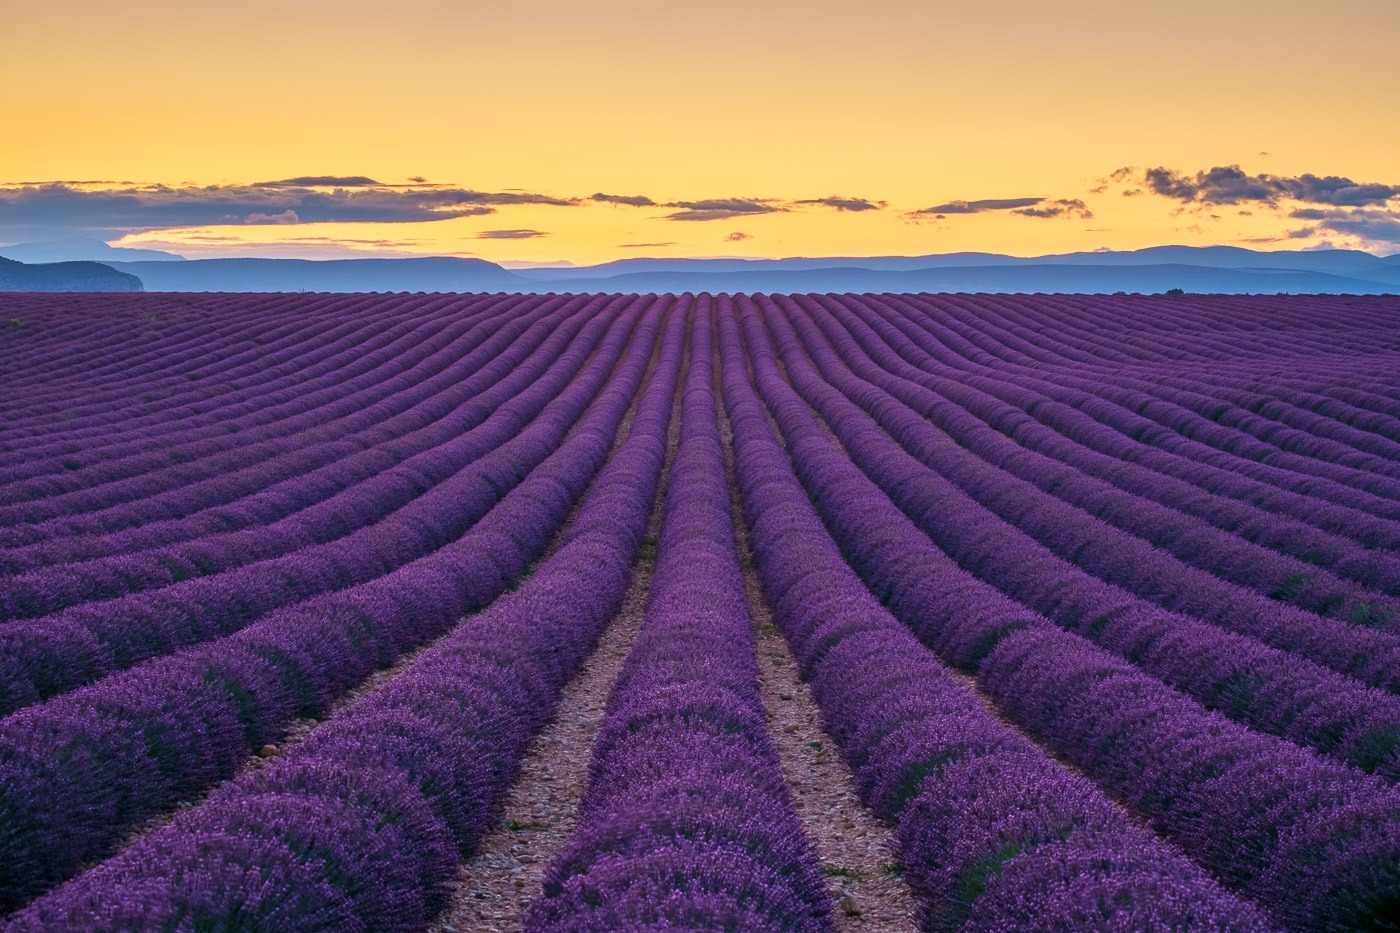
{"left": 0, "top": 181, "right": 577, "bottom": 239}
{"left": 1287, "top": 207, "right": 1400, "bottom": 248}
{"left": 1140, "top": 165, "right": 1400, "bottom": 207}
{"left": 591, "top": 193, "right": 656, "bottom": 207}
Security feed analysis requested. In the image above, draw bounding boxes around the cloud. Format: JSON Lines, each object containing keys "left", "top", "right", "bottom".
{"left": 0, "top": 180, "right": 578, "bottom": 239}
{"left": 794, "top": 196, "right": 886, "bottom": 212}
{"left": 1011, "top": 198, "right": 1093, "bottom": 220}
{"left": 1143, "top": 166, "right": 1279, "bottom": 204}
{"left": 253, "top": 176, "right": 383, "bottom": 187}
{"left": 9, "top": 179, "right": 139, "bottom": 187}
{"left": 724, "top": 231, "right": 752, "bottom": 242}
{"left": 1286, "top": 206, "right": 1400, "bottom": 250}
{"left": 474, "top": 228, "right": 547, "bottom": 239}
{"left": 909, "top": 197, "right": 1046, "bottom": 217}
{"left": 619, "top": 242, "right": 676, "bottom": 248}
{"left": 244, "top": 209, "right": 300, "bottom": 224}
{"left": 591, "top": 192, "right": 656, "bottom": 207}
{"left": 161, "top": 235, "right": 432, "bottom": 246}
{"left": 1140, "top": 165, "right": 1400, "bottom": 207}
{"left": 662, "top": 198, "right": 784, "bottom": 222}
{"left": 596, "top": 192, "right": 886, "bottom": 217}
{"left": 121, "top": 236, "right": 473, "bottom": 261}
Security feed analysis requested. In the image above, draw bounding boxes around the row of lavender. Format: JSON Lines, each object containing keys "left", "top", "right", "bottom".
{"left": 3, "top": 294, "right": 476, "bottom": 463}
{"left": 871, "top": 294, "right": 1400, "bottom": 524}
{"left": 1, "top": 295, "right": 552, "bottom": 535}
{"left": 763, "top": 295, "right": 1400, "bottom": 766}
{"left": 7, "top": 297, "right": 687, "bottom": 930}
{"left": 0, "top": 297, "right": 631, "bottom": 710}
{"left": 2, "top": 291, "right": 1398, "bottom": 930}
{"left": 0, "top": 294, "right": 663, "bottom": 907}
{"left": 731, "top": 296, "right": 1399, "bottom": 929}
{"left": 715, "top": 298, "right": 1276, "bottom": 930}
{"left": 527, "top": 300, "right": 829, "bottom": 929}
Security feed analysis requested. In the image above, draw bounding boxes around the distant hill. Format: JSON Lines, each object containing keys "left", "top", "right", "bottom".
{"left": 528, "top": 261, "right": 1397, "bottom": 296}
{"left": 0, "top": 257, "right": 143, "bottom": 292}
{"left": 1027, "top": 245, "right": 1390, "bottom": 276}
{"left": 2, "top": 244, "right": 1382, "bottom": 294}
{"left": 510, "top": 245, "right": 1396, "bottom": 282}
{"left": 1363, "top": 256, "right": 1400, "bottom": 286}
{"left": 0, "top": 237, "right": 186, "bottom": 264}
{"left": 109, "top": 257, "right": 523, "bottom": 292}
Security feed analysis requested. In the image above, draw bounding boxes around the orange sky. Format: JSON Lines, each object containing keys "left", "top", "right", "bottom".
{"left": 4, "top": 0, "right": 1399, "bottom": 261}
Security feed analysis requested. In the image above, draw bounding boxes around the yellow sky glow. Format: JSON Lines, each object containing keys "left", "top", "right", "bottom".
{"left": 5, "top": 0, "right": 1398, "bottom": 261}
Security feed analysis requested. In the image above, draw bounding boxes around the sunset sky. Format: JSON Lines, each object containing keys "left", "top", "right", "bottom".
{"left": 4, "top": 0, "right": 1398, "bottom": 263}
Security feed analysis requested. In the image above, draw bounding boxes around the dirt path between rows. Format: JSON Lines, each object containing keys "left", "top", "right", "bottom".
{"left": 427, "top": 302, "right": 683, "bottom": 933}
{"left": 716, "top": 330, "right": 920, "bottom": 932}
{"left": 426, "top": 562, "right": 651, "bottom": 933}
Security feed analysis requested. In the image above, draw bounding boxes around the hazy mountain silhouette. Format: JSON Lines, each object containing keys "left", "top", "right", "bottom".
{"left": 528, "top": 262, "right": 1396, "bottom": 296}
{"left": 0, "top": 237, "right": 186, "bottom": 264}
{"left": 0, "top": 245, "right": 1379, "bottom": 294}
{"left": 507, "top": 246, "right": 1398, "bottom": 293}
{"left": 0, "top": 257, "right": 144, "bottom": 292}
{"left": 108, "top": 257, "right": 522, "bottom": 292}
{"left": 514, "top": 246, "right": 1394, "bottom": 282}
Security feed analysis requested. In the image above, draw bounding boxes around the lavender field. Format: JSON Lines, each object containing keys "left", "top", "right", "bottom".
{"left": 2, "top": 290, "right": 1399, "bottom": 931}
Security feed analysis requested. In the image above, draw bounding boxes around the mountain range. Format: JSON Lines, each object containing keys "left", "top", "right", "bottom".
{"left": 0, "top": 237, "right": 185, "bottom": 264}
{"left": 1, "top": 242, "right": 1397, "bottom": 294}
{"left": 105, "top": 257, "right": 520, "bottom": 293}
{"left": 509, "top": 246, "right": 1400, "bottom": 294}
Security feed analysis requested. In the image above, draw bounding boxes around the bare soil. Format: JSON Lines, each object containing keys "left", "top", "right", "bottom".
{"left": 715, "top": 333, "right": 920, "bottom": 932}
{"left": 427, "top": 299, "right": 683, "bottom": 932}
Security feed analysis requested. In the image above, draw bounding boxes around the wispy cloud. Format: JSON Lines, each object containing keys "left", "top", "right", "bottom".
{"left": 253, "top": 176, "right": 384, "bottom": 188}
{"left": 121, "top": 232, "right": 476, "bottom": 260}
{"left": 591, "top": 191, "right": 886, "bottom": 216}
{"left": 662, "top": 198, "right": 785, "bottom": 222}
{"left": 619, "top": 242, "right": 676, "bottom": 248}
{"left": 908, "top": 197, "right": 1046, "bottom": 217}
{"left": 1012, "top": 198, "right": 1093, "bottom": 220}
{"left": 474, "top": 228, "right": 547, "bottom": 239}
{"left": 795, "top": 196, "right": 886, "bottom": 212}
{"left": 724, "top": 231, "right": 752, "bottom": 242}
